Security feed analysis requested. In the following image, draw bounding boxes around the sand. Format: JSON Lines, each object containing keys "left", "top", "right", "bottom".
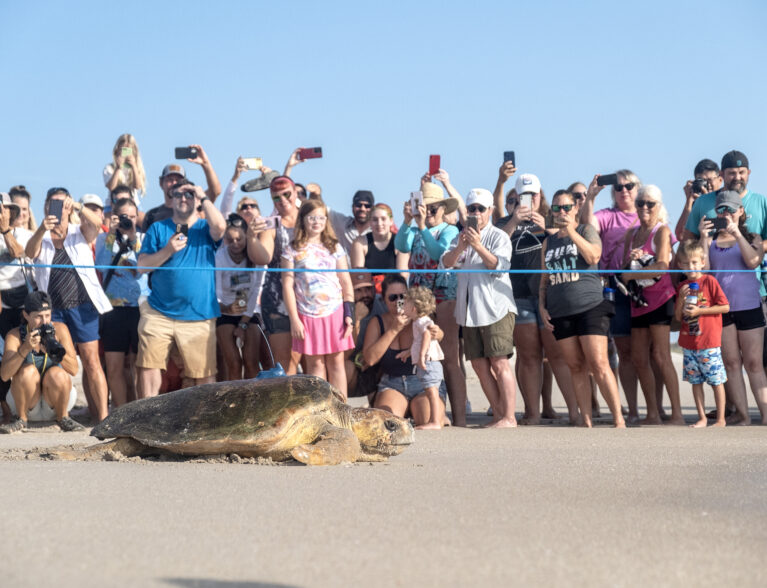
{"left": 1, "top": 354, "right": 766, "bottom": 587}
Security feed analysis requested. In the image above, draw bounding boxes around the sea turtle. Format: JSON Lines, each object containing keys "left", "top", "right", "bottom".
{"left": 65, "top": 375, "right": 414, "bottom": 465}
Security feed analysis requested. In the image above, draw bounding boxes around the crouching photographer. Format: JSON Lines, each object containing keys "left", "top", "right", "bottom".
{"left": 0, "top": 291, "right": 82, "bottom": 433}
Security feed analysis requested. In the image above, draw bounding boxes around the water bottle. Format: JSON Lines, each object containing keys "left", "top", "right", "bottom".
{"left": 685, "top": 282, "right": 701, "bottom": 336}
{"left": 603, "top": 287, "right": 615, "bottom": 302}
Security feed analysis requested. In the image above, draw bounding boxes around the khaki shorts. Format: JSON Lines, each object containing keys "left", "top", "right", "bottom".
{"left": 463, "top": 311, "right": 516, "bottom": 361}
{"left": 136, "top": 301, "right": 217, "bottom": 379}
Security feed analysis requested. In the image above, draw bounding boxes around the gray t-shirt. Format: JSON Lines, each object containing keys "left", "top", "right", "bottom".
{"left": 543, "top": 224, "right": 604, "bottom": 318}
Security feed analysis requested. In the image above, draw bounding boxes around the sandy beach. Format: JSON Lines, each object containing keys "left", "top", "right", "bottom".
{"left": 2, "top": 353, "right": 766, "bottom": 588}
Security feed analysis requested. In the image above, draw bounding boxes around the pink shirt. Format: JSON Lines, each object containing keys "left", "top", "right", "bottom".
{"left": 627, "top": 223, "right": 676, "bottom": 317}
{"left": 595, "top": 208, "right": 638, "bottom": 270}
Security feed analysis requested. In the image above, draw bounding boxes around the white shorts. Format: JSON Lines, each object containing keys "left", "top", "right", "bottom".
{"left": 8, "top": 386, "right": 77, "bottom": 421}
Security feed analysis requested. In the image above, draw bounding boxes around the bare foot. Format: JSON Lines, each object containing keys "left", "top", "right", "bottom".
{"left": 665, "top": 417, "right": 687, "bottom": 426}
{"left": 519, "top": 416, "right": 541, "bottom": 426}
{"left": 417, "top": 422, "right": 443, "bottom": 430}
{"left": 613, "top": 419, "right": 626, "bottom": 429}
{"left": 711, "top": 419, "right": 726, "bottom": 428}
{"left": 690, "top": 418, "right": 708, "bottom": 428}
{"left": 639, "top": 416, "right": 663, "bottom": 426}
{"left": 485, "top": 417, "right": 517, "bottom": 428}
{"left": 726, "top": 413, "right": 751, "bottom": 426}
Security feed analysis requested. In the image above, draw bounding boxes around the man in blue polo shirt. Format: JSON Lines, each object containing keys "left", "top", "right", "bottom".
{"left": 136, "top": 180, "right": 226, "bottom": 397}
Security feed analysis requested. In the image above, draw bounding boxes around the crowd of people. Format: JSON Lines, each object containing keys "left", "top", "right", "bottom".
{"left": 0, "top": 136, "right": 765, "bottom": 433}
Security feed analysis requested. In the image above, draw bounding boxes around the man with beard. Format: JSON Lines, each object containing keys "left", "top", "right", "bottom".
{"left": 329, "top": 190, "right": 374, "bottom": 255}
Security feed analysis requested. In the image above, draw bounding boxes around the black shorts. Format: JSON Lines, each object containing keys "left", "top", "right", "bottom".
{"left": 551, "top": 300, "right": 614, "bottom": 341}
{"left": 722, "top": 306, "right": 766, "bottom": 331}
{"left": 216, "top": 314, "right": 242, "bottom": 328}
{"left": 262, "top": 310, "right": 291, "bottom": 335}
{"left": 100, "top": 306, "right": 139, "bottom": 354}
{"left": 630, "top": 298, "right": 674, "bottom": 329}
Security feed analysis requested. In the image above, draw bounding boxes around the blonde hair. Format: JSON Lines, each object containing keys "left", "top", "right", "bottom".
{"left": 678, "top": 240, "right": 704, "bottom": 262}
{"left": 610, "top": 169, "right": 641, "bottom": 206}
{"left": 405, "top": 286, "right": 436, "bottom": 318}
{"left": 236, "top": 196, "right": 260, "bottom": 214}
{"left": 112, "top": 134, "right": 146, "bottom": 196}
{"left": 292, "top": 200, "right": 339, "bottom": 253}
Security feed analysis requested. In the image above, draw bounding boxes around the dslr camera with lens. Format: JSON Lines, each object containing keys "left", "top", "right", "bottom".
{"left": 691, "top": 178, "right": 708, "bottom": 195}
{"left": 37, "top": 323, "right": 66, "bottom": 364}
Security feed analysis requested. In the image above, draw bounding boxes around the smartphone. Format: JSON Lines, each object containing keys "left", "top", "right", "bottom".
{"left": 263, "top": 216, "right": 281, "bottom": 230}
{"left": 429, "top": 154, "right": 441, "bottom": 176}
{"left": 242, "top": 157, "right": 263, "bottom": 171}
{"left": 466, "top": 216, "right": 478, "bottom": 232}
{"left": 175, "top": 146, "right": 199, "bottom": 160}
{"left": 711, "top": 217, "right": 729, "bottom": 235}
{"left": 519, "top": 193, "right": 532, "bottom": 210}
{"left": 297, "top": 147, "right": 323, "bottom": 160}
{"left": 175, "top": 223, "right": 189, "bottom": 236}
{"left": 396, "top": 299, "right": 404, "bottom": 314}
{"left": 503, "top": 151, "right": 515, "bottom": 166}
{"left": 49, "top": 199, "right": 64, "bottom": 224}
{"left": 410, "top": 191, "right": 423, "bottom": 216}
{"left": 121, "top": 147, "right": 133, "bottom": 157}
{"left": 597, "top": 173, "right": 618, "bottom": 186}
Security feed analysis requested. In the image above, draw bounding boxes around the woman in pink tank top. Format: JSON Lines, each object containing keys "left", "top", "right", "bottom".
{"left": 620, "top": 185, "right": 684, "bottom": 426}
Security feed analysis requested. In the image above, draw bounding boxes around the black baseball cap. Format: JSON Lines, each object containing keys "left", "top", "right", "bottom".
{"left": 721, "top": 150, "right": 749, "bottom": 171}
{"left": 24, "top": 291, "right": 52, "bottom": 313}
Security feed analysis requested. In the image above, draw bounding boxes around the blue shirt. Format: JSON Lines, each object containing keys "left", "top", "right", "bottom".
{"left": 140, "top": 218, "right": 221, "bottom": 320}
{"left": 95, "top": 232, "right": 149, "bottom": 307}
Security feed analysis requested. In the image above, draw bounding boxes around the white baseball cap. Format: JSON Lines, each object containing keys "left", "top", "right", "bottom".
{"left": 465, "top": 188, "right": 494, "bottom": 209}
{"left": 80, "top": 194, "right": 104, "bottom": 209}
{"left": 515, "top": 173, "right": 541, "bottom": 195}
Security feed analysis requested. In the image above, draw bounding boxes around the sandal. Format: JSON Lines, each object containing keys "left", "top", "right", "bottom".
{"left": 57, "top": 416, "right": 85, "bottom": 432}
{"left": 0, "top": 418, "right": 27, "bottom": 434}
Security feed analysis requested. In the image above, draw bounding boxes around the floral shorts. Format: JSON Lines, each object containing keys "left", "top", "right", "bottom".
{"left": 682, "top": 347, "right": 727, "bottom": 386}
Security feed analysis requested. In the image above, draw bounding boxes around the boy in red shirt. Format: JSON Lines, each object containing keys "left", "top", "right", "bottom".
{"left": 675, "top": 241, "right": 730, "bottom": 427}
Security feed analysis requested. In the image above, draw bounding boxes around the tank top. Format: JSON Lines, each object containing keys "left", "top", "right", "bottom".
{"left": 377, "top": 315, "right": 415, "bottom": 377}
{"left": 364, "top": 233, "right": 396, "bottom": 277}
{"left": 48, "top": 247, "right": 90, "bottom": 310}
{"left": 628, "top": 223, "right": 675, "bottom": 317}
{"left": 709, "top": 239, "right": 762, "bottom": 312}
{"left": 260, "top": 223, "right": 295, "bottom": 315}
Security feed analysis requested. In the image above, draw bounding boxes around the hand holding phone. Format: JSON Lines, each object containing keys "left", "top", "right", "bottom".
{"left": 175, "top": 146, "right": 199, "bottom": 160}
{"left": 597, "top": 173, "right": 618, "bottom": 186}
{"left": 429, "top": 155, "right": 441, "bottom": 176}
{"left": 466, "top": 216, "right": 478, "bottom": 232}
{"left": 410, "top": 191, "right": 423, "bottom": 216}
{"left": 710, "top": 217, "right": 729, "bottom": 236}
{"left": 503, "top": 151, "right": 516, "bottom": 166}
{"left": 519, "top": 193, "right": 532, "bottom": 218}
{"left": 262, "top": 216, "right": 281, "bottom": 230}
{"left": 175, "top": 223, "right": 189, "bottom": 237}
{"left": 48, "top": 199, "right": 64, "bottom": 224}
{"left": 242, "top": 157, "right": 263, "bottom": 171}
{"left": 121, "top": 147, "right": 133, "bottom": 157}
{"left": 297, "top": 147, "right": 323, "bottom": 160}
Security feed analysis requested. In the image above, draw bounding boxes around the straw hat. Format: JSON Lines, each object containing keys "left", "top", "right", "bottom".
{"left": 422, "top": 182, "right": 459, "bottom": 214}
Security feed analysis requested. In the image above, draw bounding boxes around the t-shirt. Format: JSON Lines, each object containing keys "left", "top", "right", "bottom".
{"left": 544, "top": 225, "right": 604, "bottom": 318}
{"left": 496, "top": 217, "right": 547, "bottom": 298}
{"left": 594, "top": 207, "right": 639, "bottom": 271}
{"left": 95, "top": 231, "right": 149, "bottom": 307}
{"left": 411, "top": 315, "right": 444, "bottom": 362}
{"left": 281, "top": 242, "right": 345, "bottom": 317}
{"left": 0, "top": 228, "right": 33, "bottom": 295}
{"left": 676, "top": 274, "right": 728, "bottom": 351}
{"left": 140, "top": 218, "right": 220, "bottom": 320}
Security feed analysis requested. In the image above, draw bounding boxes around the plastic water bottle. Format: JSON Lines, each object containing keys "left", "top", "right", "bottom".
{"left": 603, "top": 287, "right": 615, "bottom": 302}
{"left": 685, "top": 282, "right": 701, "bottom": 336}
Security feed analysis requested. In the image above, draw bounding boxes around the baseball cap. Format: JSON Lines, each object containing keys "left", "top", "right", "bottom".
{"left": 352, "top": 190, "right": 375, "bottom": 206}
{"left": 24, "top": 291, "right": 52, "bottom": 313}
{"left": 160, "top": 164, "right": 186, "bottom": 179}
{"left": 0, "top": 192, "right": 20, "bottom": 210}
{"left": 80, "top": 194, "right": 104, "bottom": 209}
{"left": 721, "top": 150, "right": 749, "bottom": 171}
{"left": 465, "top": 188, "right": 494, "bottom": 209}
{"left": 352, "top": 272, "right": 374, "bottom": 290}
{"left": 715, "top": 190, "right": 742, "bottom": 210}
{"left": 515, "top": 173, "right": 542, "bottom": 195}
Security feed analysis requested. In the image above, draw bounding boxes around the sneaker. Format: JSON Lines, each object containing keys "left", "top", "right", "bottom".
{"left": 56, "top": 417, "right": 85, "bottom": 432}
{"left": 0, "top": 418, "right": 27, "bottom": 434}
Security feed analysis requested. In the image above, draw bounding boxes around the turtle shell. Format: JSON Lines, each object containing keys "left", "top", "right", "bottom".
{"left": 91, "top": 375, "right": 342, "bottom": 457}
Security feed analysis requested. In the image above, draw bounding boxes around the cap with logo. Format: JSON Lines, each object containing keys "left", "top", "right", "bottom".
{"left": 465, "top": 188, "right": 494, "bottom": 209}
{"left": 515, "top": 173, "right": 542, "bottom": 195}
{"left": 160, "top": 164, "right": 187, "bottom": 179}
{"left": 721, "top": 150, "right": 749, "bottom": 171}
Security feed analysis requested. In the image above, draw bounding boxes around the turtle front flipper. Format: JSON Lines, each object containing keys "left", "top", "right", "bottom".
{"left": 290, "top": 425, "right": 361, "bottom": 465}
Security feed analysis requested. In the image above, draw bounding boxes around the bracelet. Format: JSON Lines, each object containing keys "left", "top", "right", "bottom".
{"left": 1, "top": 229, "right": 10, "bottom": 235}
{"left": 343, "top": 301, "right": 355, "bottom": 323}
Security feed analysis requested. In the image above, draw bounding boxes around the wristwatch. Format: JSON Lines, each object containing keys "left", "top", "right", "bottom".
{"left": 238, "top": 322, "right": 249, "bottom": 330}
{"left": 199, "top": 196, "right": 209, "bottom": 205}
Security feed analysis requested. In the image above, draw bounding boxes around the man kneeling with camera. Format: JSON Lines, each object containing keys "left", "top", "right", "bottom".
{"left": 0, "top": 291, "right": 83, "bottom": 433}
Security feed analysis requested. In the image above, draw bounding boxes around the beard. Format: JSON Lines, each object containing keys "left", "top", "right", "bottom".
{"left": 727, "top": 179, "right": 746, "bottom": 193}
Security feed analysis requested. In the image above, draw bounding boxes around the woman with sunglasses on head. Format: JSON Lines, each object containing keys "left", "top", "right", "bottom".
{"left": 247, "top": 176, "right": 301, "bottom": 374}
{"left": 619, "top": 185, "right": 683, "bottom": 425}
{"left": 281, "top": 200, "right": 355, "bottom": 399}
{"left": 395, "top": 180, "right": 466, "bottom": 425}
{"left": 581, "top": 170, "right": 641, "bottom": 422}
{"left": 699, "top": 190, "right": 767, "bottom": 425}
{"left": 496, "top": 174, "right": 578, "bottom": 425}
{"left": 351, "top": 203, "right": 408, "bottom": 293}
{"left": 540, "top": 190, "right": 625, "bottom": 428}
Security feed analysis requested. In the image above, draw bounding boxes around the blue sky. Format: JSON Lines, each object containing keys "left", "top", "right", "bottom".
{"left": 1, "top": 0, "right": 765, "bottom": 226}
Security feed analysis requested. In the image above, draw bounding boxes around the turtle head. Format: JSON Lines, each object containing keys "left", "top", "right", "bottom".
{"left": 349, "top": 407, "right": 415, "bottom": 459}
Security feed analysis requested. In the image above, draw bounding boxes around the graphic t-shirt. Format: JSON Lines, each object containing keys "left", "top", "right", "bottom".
{"left": 676, "top": 274, "right": 729, "bottom": 351}
{"left": 496, "top": 217, "right": 547, "bottom": 298}
{"left": 281, "top": 242, "right": 345, "bottom": 317}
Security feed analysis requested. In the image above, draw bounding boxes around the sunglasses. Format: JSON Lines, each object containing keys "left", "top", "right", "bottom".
{"left": 551, "top": 204, "right": 574, "bottom": 212}
{"left": 46, "top": 187, "right": 70, "bottom": 198}
{"left": 272, "top": 193, "right": 291, "bottom": 202}
{"left": 615, "top": 183, "right": 636, "bottom": 192}
{"left": 572, "top": 192, "right": 587, "bottom": 200}
{"left": 467, "top": 204, "right": 487, "bottom": 213}
{"left": 426, "top": 206, "right": 442, "bottom": 215}
{"left": 353, "top": 202, "right": 372, "bottom": 209}
{"left": 387, "top": 293, "right": 406, "bottom": 302}
{"left": 715, "top": 205, "right": 738, "bottom": 214}
{"left": 239, "top": 203, "right": 258, "bottom": 211}
{"left": 635, "top": 199, "right": 657, "bottom": 209}
{"left": 172, "top": 191, "right": 196, "bottom": 200}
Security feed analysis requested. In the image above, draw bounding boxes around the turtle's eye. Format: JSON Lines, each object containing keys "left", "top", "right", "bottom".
{"left": 384, "top": 420, "right": 399, "bottom": 432}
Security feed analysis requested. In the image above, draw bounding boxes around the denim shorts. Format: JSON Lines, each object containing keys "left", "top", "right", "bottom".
{"left": 682, "top": 347, "right": 727, "bottom": 386}
{"left": 52, "top": 300, "right": 100, "bottom": 344}
{"left": 515, "top": 296, "right": 544, "bottom": 328}
{"left": 416, "top": 360, "right": 444, "bottom": 388}
{"left": 378, "top": 373, "right": 447, "bottom": 402}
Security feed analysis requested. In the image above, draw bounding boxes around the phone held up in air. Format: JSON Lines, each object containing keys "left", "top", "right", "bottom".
{"left": 597, "top": 173, "right": 618, "bottom": 186}
{"left": 466, "top": 215, "right": 479, "bottom": 232}
{"left": 410, "top": 191, "right": 423, "bottom": 216}
{"left": 242, "top": 157, "right": 263, "bottom": 171}
{"left": 429, "top": 154, "right": 441, "bottom": 176}
{"left": 297, "top": 147, "right": 323, "bottom": 160}
{"left": 519, "top": 193, "right": 532, "bottom": 211}
{"left": 175, "top": 223, "right": 189, "bottom": 237}
{"left": 121, "top": 147, "right": 133, "bottom": 157}
{"left": 48, "top": 199, "right": 64, "bottom": 224}
{"left": 175, "top": 146, "right": 199, "bottom": 160}
{"left": 262, "top": 216, "right": 281, "bottom": 230}
{"left": 503, "top": 151, "right": 515, "bottom": 166}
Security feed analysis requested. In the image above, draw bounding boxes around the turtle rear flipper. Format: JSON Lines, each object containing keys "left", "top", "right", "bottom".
{"left": 290, "top": 426, "right": 361, "bottom": 465}
{"left": 42, "top": 438, "right": 148, "bottom": 461}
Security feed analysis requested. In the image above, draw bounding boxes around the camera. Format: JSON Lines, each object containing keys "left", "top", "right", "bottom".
{"left": 692, "top": 178, "right": 708, "bottom": 195}
{"left": 37, "top": 324, "right": 66, "bottom": 364}
{"left": 118, "top": 214, "right": 133, "bottom": 231}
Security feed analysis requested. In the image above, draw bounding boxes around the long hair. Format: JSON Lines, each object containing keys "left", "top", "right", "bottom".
{"left": 10, "top": 190, "right": 37, "bottom": 231}
{"left": 112, "top": 133, "right": 146, "bottom": 196}
{"left": 291, "top": 199, "right": 339, "bottom": 253}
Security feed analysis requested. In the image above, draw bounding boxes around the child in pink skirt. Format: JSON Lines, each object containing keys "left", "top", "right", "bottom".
{"left": 282, "top": 200, "right": 354, "bottom": 399}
